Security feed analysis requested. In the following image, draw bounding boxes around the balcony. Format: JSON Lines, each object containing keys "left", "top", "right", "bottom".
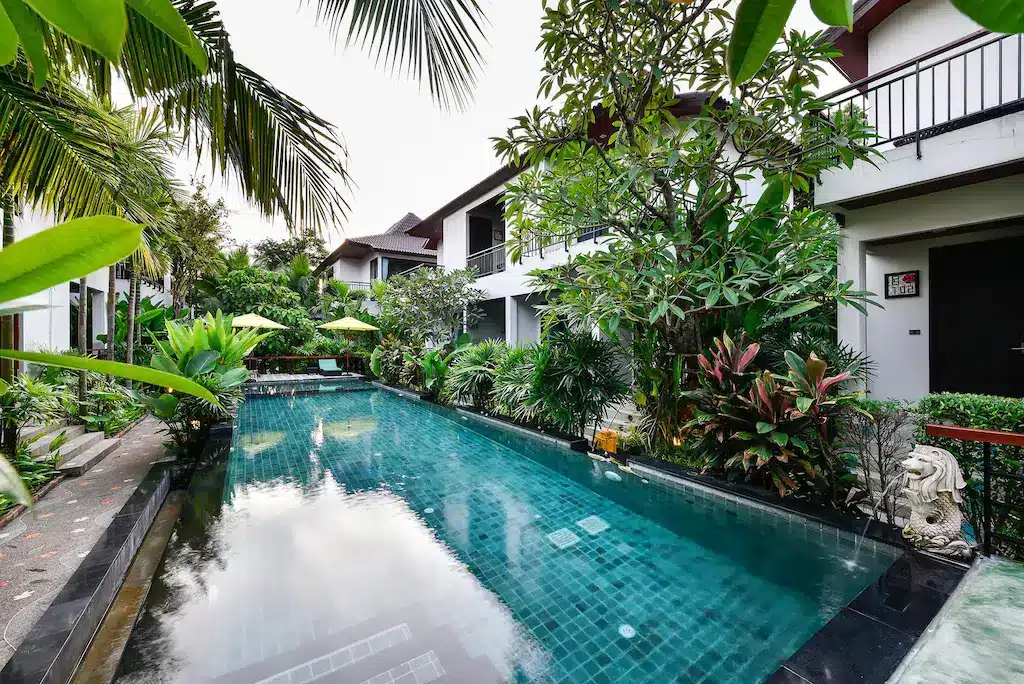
{"left": 815, "top": 31, "right": 1024, "bottom": 209}
{"left": 467, "top": 242, "right": 506, "bottom": 277}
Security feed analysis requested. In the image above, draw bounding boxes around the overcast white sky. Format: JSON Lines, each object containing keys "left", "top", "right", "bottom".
{"left": 185, "top": 1, "right": 844, "bottom": 250}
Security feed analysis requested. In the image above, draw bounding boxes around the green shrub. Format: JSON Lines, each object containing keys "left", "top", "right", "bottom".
{"left": 370, "top": 335, "right": 422, "bottom": 387}
{"left": 139, "top": 312, "right": 268, "bottom": 452}
{"left": 492, "top": 343, "right": 547, "bottom": 424}
{"left": 688, "top": 333, "right": 862, "bottom": 505}
{"left": 444, "top": 340, "right": 507, "bottom": 410}
{"left": 914, "top": 393, "right": 1024, "bottom": 550}
{"left": 0, "top": 377, "right": 67, "bottom": 456}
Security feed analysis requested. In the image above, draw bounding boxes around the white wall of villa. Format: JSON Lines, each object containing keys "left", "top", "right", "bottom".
{"left": 816, "top": 1, "right": 1021, "bottom": 209}
{"left": 835, "top": 176, "right": 1024, "bottom": 401}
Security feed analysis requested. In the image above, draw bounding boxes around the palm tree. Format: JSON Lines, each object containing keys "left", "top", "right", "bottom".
{"left": 24, "top": 0, "right": 487, "bottom": 234}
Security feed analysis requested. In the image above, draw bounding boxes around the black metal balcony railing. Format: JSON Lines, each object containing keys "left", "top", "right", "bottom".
{"left": 821, "top": 31, "right": 1023, "bottom": 159}
{"left": 467, "top": 242, "right": 506, "bottom": 277}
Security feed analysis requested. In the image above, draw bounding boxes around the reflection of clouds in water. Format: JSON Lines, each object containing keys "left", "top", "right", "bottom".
{"left": 155, "top": 480, "right": 544, "bottom": 681}
{"left": 238, "top": 431, "right": 286, "bottom": 458}
{"left": 322, "top": 418, "right": 378, "bottom": 440}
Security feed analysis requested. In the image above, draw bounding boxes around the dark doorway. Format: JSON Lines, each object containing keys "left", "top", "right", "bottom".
{"left": 930, "top": 235, "right": 1024, "bottom": 397}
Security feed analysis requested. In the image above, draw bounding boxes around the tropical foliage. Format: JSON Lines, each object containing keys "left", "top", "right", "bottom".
{"left": 140, "top": 312, "right": 268, "bottom": 450}
{"left": 254, "top": 233, "right": 328, "bottom": 272}
{"left": 687, "top": 333, "right": 862, "bottom": 505}
{"left": 444, "top": 339, "right": 507, "bottom": 410}
{"left": 165, "top": 184, "right": 230, "bottom": 315}
{"left": 375, "top": 267, "right": 483, "bottom": 345}
{"left": 495, "top": 0, "right": 877, "bottom": 453}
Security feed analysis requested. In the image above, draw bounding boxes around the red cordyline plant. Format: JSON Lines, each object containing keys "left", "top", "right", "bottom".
{"left": 689, "top": 334, "right": 863, "bottom": 504}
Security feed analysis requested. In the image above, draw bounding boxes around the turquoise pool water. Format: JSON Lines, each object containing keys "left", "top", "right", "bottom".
{"left": 115, "top": 384, "right": 897, "bottom": 684}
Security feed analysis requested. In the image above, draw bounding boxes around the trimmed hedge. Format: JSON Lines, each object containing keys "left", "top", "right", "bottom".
{"left": 914, "top": 393, "right": 1024, "bottom": 558}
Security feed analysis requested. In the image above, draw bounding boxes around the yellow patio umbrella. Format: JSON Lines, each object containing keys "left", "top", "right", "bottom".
{"left": 317, "top": 317, "right": 379, "bottom": 332}
{"left": 231, "top": 314, "right": 287, "bottom": 377}
{"left": 317, "top": 317, "right": 379, "bottom": 371}
{"left": 231, "top": 313, "right": 288, "bottom": 330}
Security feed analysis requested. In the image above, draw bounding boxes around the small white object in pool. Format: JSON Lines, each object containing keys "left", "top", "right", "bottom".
{"left": 534, "top": 514, "right": 542, "bottom": 520}
{"left": 424, "top": 507, "right": 435, "bottom": 514}
{"left": 641, "top": 479, "right": 649, "bottom": 484}
{"left": 604, "top": 470, "right": 623, "bottom": 482}
{"left": 461, "top": 416, "right": 468, "bottom": 421}
{"left": 618, "top": 624, "right": 637, "bottom": 639}
{"left": 375, "top": 452, "right": 382, "bottom": 456}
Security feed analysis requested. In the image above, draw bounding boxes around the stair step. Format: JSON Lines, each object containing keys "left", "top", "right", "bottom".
{"left": 58, "top": 438, "right": 121, "bottom": 477}
{"left": 21, "top": 421, "right": 68, "bottom": 442}
{"left": 29, "top": 424, "right": 86, "bottom": 456}
{"left": 39, "top": 431, "right": 104, "bottom": 465}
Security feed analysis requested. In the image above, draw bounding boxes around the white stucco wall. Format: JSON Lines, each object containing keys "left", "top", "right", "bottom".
{"left": 836, "top": 175, "right": 1024, "bottom": 400}
{"left": 9, "top": 210, "right": 113, "bottom": 353}
{"left": 867, "top": 0, "right": 980, "bottom": 75}
{"left": 332, "top": 257, "right": 370, "bottom": 283}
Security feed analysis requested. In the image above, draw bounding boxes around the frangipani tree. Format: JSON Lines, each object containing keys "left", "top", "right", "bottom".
{"left": 494, "top": 0, "right": 878, "bottom": 447}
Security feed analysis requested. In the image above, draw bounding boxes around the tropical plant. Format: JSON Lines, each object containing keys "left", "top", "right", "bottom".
{"left": 165, "top": 183, "right": 230, "bottom": 315}
{"left": 492, "top": 343, "right": 548, "bottom": 424}
{"left": 323, "top": 279, "right": 369, "bottom": 318}
{"left": 284, "top": 253, "right": 317, "bottom": 306}
{"left": 254, "top": 233, "right": 328, "bottom": 272}
{"left": 689, "top": 333, "right": 862, "bottom": 504}
{"left": 375, "top": 268, "right": 483, "bottom": 343}
{"left": 80, "top": 380, "right": 145, "bottom": 436}
{"left": 0, "top": 219, "right": 218, "bottom": 507}
{"left": 535, "top": 329, "right": 628, "bottom": 437}
{"left": 443, "top": 340, "right": 507, "bottom": 410}
{"left": 141, "top": 312, "right": 268, "bottom": 450}
{"left": 726, "top": 0, "right": 1023, "bottom": 85}
{"left": 199, "top": 266, "right": 316, "bottom": 355}
{"left": 496, "top": 2, "right": 878, "bottom": 451}
{"left": 0, "top": 439, "right": 60, "bottom": 518}
{"left": 369, "top": 334, "right": 422, "bottom": 387}
{"left": 98, "top": 295, "right": 184, "bottom": 360}
{"left": 0, "top": 376, "right": 65, "bottom": 455}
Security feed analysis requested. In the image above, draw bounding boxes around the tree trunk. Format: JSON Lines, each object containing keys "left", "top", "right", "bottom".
{"left": 1, "top": 198, "right": 15, "bottom": 456}
{"left": 106, "top": 265, "right": 117, "bottom": 361}
{"left": 1, "top": 197, "right": 15, "bottom": 387}
{"left": 124, "top": 269, "right": 138, "bottom": 387}
{"left": 77, "top": 278, "right": 88, "bottom": 408}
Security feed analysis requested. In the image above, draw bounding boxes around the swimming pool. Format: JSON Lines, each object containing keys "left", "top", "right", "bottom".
{"left": 114, "top": 383, "right": 898, "bottom": 684}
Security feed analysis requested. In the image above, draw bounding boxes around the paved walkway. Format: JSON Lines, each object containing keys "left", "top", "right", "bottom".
{"left": 0, "top": 418, "right": 171, "bottom": 669}
{"left": 893, "top": 556, "right": 1024, "bottom": 684}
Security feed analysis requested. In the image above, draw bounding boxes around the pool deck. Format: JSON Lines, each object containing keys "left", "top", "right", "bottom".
{"left": 0, "top": 418, "right": 171, "bottom": 671}
{"left": 891, "top": 556, "right": 1024, "bottom": 684}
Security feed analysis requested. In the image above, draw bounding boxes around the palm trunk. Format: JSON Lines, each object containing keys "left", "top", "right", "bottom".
{"left": 77, "top": 278, "right": 88, "bottom": 407}
{"left": 106, "top": 265, "right": 116, "bottom": 361}
{"left": 134, "top": 277, "right": 142, "bottom": 349}
{"left": 1, "top": 197, "right": 15, "bottom": 386}
{"left": 1, "top": 198, "right": 15, "bottom": 456}
{"left": 124, "top": 269, "right": 138, "bottom": 387}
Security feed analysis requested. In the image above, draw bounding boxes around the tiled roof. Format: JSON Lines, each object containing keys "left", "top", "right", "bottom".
{"left": 314, "top": 213, "right": 436, "bottom": 275}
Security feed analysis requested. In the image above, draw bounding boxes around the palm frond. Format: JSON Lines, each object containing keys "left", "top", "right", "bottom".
{"left": 71, "top": 0, "right": 352, "bottom": 235}
{"left": 308, "top": 0, "right": 486, "bottom": 110}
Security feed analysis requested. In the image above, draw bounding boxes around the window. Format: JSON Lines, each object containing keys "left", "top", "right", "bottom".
{"left": 370, "top": 258, "right": 378, "bottom": 280}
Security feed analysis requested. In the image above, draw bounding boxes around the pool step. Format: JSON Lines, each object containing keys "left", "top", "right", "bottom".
{"left": 29, "top": 424, "right": 86, "bottom": 457}
{"left": 58, "top": 437, "right": 121, "bottom": 477}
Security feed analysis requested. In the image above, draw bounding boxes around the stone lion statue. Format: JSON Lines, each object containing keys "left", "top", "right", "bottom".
{"left": 901, "top": 444, "right": 973, "bottom": 558}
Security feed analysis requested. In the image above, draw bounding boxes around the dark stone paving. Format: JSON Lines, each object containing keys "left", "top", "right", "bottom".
{"left": 0, "top": 419, "right": 171, "bottom": 669}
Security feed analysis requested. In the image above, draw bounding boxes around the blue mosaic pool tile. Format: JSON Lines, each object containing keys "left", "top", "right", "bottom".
{"left": 224, "top": 384, "right": 898, "bottom": 684}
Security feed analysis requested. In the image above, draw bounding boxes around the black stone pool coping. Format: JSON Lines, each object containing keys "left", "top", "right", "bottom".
{"left": 0, "top": 468, "right": 171, "bottom": 684}
{"left": 370, "top": 380, "right": 972, "bottom": 684}
{"left": 0, "top": 425, "right": 237, "bottom": 684}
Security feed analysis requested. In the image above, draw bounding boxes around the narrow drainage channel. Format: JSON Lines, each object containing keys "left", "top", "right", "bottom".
{"left": 71, "top": 492, "right": 185, "bottom": 684}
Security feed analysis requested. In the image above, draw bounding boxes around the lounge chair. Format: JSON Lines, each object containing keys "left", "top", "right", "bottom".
{"left": 317, "top": 359, "right": 345, "bottom": 376}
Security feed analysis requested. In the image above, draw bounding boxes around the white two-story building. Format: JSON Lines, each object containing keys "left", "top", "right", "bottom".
{"left": 819, "top": 0, "right": 1024, "bottom": 400}
{"left": 314, "top": 212, "right": 438, "bottom": 288}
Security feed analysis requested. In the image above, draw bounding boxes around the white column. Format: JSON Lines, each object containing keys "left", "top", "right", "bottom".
{"left": 504, "top": 296, "right": 518, "bottom": 346}
{"left": 837, "top": 232, "right": 869, "bottom": 390}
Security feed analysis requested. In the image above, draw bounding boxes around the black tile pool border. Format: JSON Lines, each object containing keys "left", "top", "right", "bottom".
{"left": 0, "top": 466, "right": 171, "bottom": 684}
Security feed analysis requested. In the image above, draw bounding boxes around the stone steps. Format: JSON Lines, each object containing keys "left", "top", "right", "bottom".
{"left": 28, "top": 424, "right": 86, "bottom": 457}
{"left": 21, "top": 421, "right": 67, "bottom": 442}
{"left": 58, "top": 438, "right": 121, "bottom": 477}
